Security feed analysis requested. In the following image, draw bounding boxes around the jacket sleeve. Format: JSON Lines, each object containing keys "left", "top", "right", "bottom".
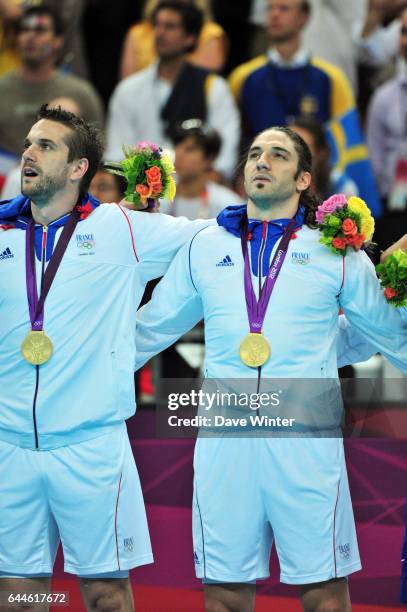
{"left": 125, "top": 209, "right": 214, "bottom": 283}
{"left": 135, "top": 237, "right": 204, "bottom": 370}
{"left": 339, "top": 249, "right": 407, "bottom": 374}
{"left": 336, "top": 314, "right": 377, "bottom": 367}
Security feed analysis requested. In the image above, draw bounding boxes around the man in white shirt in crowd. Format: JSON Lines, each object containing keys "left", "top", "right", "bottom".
{"left": 106, "top": 0, "right": 240, "bottom": 182}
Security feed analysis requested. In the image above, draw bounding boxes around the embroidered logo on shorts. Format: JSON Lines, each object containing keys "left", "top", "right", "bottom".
{"left": 194, "top": 551, "right": 200, "bottom": 565}
{"left": 337, "top": 543, "right": 351, "bottom": 560}
{"left": 291, "top": 251, "right": 310, "bottom": 265}
{"left": 123, "top": 537, "right": 134, "bottom": 552}
{"left": 76, "top": 233, "right": 95, "bottom": 255}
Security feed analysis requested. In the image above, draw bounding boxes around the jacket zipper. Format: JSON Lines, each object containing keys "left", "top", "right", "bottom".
{"left": 256, "top": 221, "right": 268, "bottom": 396}
{"left": 32, "top": 225, "right": 48, "bottom": 449}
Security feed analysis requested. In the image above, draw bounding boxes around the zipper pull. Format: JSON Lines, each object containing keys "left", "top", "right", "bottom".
{"left": 41, "top": 225, "right": 48, "bottom": 262}
{"left": 262, "top": 220, "right": 267, "bottom": 240}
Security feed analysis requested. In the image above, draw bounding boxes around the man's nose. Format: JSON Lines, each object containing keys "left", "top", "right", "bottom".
{"left": 256, "top": 153, "right": 270, "bottom": 171}
{"left": 22, "top": 145, "right": 36, "bottom": 162}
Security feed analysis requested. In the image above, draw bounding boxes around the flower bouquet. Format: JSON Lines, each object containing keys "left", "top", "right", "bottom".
{"left": 376, "top": 248, "right": 407, "bottom": 307}
{"left": 316, "top": 194, "right": 375, "bottom": 255}
{"left": 106, "top": 141, "right": 176, "bottom": 210}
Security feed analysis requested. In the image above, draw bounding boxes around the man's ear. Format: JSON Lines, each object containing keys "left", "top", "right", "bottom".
{"left": 297, "top": 171, "right": 312, "bottom": 193}
{"left": 70, "top": 158, "right": 89, "bottom": 183}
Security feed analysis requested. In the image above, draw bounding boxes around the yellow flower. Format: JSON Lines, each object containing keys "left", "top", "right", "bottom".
{"left": 347, "top": 196, "right": 375, "bottom": 240}
{"left": 161, "top": 153, "right": 175, "bottom": 175}
{"left": 360, "top": 214, "right": 375, "bottom": 240}
{"left": 347, "top": 196, "right": 369, "bottom": 216}
{"left": 164, "top": 175, "right": 177, "bottom": 201}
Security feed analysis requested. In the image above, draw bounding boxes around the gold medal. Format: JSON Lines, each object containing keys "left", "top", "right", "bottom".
{"left": 239, "top": 333, "right": 271, "bottom": 368}
{"left": 21, "top": 330, "right": 53, "bottom": 365}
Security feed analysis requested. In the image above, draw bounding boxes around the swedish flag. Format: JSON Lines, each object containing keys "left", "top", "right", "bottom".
{"left": 326, "top": 110, "right": 382, "bottom": 218}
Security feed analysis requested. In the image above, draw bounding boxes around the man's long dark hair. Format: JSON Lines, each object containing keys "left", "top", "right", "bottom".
{"left": 241, "top": 126, "right": 321, "bottom": 228}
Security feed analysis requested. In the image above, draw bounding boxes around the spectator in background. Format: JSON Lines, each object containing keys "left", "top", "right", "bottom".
{"left": 229, "top": 0, "right": 356, "bottom": 137}
{"left": 160, "top": 119, "right": 242, "bottom": 219}
{"left": 120, "top": 0, "right": 228, "bottom": 78}
{"left": 302, "top": 0, "right": 366, "bottom": 91}
{"left": 0, "top": 0, "right": 22, "bottom": 76}
{"left": 0, "top": 4, "right": 104, "bottom": 161}
{"left": 107, "top": 0, "right": 240, "bottom": 181}
{"left": 89, "top": 166, "right": 126, "bottom": 203}
{"left": 289, "top": 115, "right": 358, "bottom": 199}
{"left": 356, "top": 0, "right": 407, "bottom": 68}
{"left": 354, "top": 0, "right": 407, "bottom": 120}
{"left": 23, "top": 0, "right": 89, "bottom": 78}
{"left": 367, "top": 7, "right": 407, "bottom": 258}
{"left": 367, "top": 7, "right": 407, "bottom": 206}
{"left": 1, "top": 96, "right": 82, "bottom": 200}
{"left": 229, "top": 0, "right": 382, "bottom": 216}
{"left": 244, "top": 0, "right": 365, "bottom": 90}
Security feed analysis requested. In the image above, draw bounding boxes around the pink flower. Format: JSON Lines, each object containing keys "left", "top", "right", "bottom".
{"left": 136, "top": 141, "right": 159, "bottom": 153}
{"left": 316, "top": 193, "right": 347, "bottom": 223}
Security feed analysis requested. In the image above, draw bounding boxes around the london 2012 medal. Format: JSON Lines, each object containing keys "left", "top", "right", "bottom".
{"left": 239, "top": 332, "right": 271, "bottom": 368}
{"left": 21, "top": 330, "right": 53, "bottom": 365}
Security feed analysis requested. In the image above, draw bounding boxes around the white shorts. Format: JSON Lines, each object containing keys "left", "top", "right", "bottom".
{"left": 192, "top": 436, "right": 361, "bottom": 584}
{"left": 0, "top": 425, "right": 153, "bottom": 576}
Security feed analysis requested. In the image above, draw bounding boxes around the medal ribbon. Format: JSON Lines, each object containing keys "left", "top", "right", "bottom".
{"left": 25, "top": 209, "right": 80, "bottom": 331}
{"left": 241, "top": 218, "right": 297, "bottom": 333}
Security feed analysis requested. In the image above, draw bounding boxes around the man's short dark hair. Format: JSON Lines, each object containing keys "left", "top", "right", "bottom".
{"left": 37, "top": 104, "right": 104, "bottom": 197}
{"left": 172, "top": 120, "right": 221, "bottom": 159}
{"left": 19, "top": 5, "right": 64, "bottom": 37}
{"left": 152, "top": 1, "right": 204, "bottom": 41}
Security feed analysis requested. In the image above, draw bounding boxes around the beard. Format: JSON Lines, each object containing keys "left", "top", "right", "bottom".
{"left": 22, "top": 170, "right": 69, "bottom": 205}
{"left": 246, "top": 178, "right": 296, "bottom": 209}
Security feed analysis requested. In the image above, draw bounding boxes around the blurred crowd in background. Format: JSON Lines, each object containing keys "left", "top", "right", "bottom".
{"left": 0, "top": 0, "right": 407, "bottom": 260}
{"left": 1, "top": 0, "right": 406, "bottom": 389}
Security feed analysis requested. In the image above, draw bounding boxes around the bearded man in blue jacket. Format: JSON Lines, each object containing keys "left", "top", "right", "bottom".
{"left": 135, "top": 126, "right": 407, "bottom": 612}
{"left": 0, "top": 104, "right": 216, "bottom": 611}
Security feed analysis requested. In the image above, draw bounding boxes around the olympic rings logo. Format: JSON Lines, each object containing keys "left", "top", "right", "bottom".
{"left": 77, "top": 240, "right": 95, "bottom": 250}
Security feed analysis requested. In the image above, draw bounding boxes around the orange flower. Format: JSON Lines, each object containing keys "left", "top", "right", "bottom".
{"left": 384, "top": 287, "right": 397, "bottom": 299}
{"left": 342, "top": 218, "right": 357, "bottom": 236}
{"left": 135, "top": 183, "right": 150, "bottom": 197}
{"left": 145, "top": 166, "right": 161, "bottom": 186}
{"left": 332, "top": 237, "right": 346, "bottom": 250}
{"left": 346, "top": 233, "right": 364, "bottom": 249}
{"left": 150, "top": 181, "right": 163, "bottom": 196}
{"left": 135, "top": 183, "right": 152, "bottom": 204}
